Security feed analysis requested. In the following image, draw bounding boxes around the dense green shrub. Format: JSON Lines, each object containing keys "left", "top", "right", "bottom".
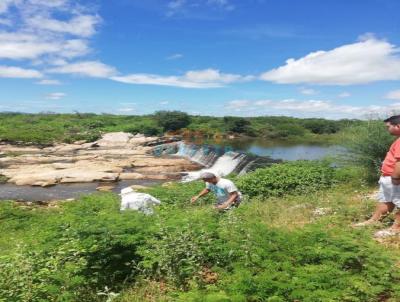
{"left": 237, "top": 161, "right": 335, "bottom": 198}
{"left": 172, "top": 220, "right": 400, "bottom": 302}
{"left": 341, "top": 120, "right": 394, "bottom": 182}
{"left": 223, "top": 117, "right": 252, "bottom": 134}
{"left": 154, "top": 111, "right": 191, "bottom": 132}
{"left": 0, "top": 194, "right": 155, "bottom": 301}
{"left": 302, "top": 119, "right": 341, "bottom": 134}
{"left": 124, "top": 124, "right": 162, "bottom": 136}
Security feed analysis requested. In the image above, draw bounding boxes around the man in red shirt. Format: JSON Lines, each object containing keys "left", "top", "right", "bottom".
{"left": 354, "top": 115, "right": 400, "bottom": 236}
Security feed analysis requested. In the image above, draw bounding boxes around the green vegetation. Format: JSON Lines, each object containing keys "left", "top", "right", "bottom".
{"left": 0, "top": 112, "right": 358, "bottom": 145}
{"left": 341, "top": 120, "right": 394, "bottom": 182}
{"left": 237, "top": 161, "right": 335, "bottom": 198}
{"left": 1, "top": 161, "right": 400, "bottom": 301}
{"left": 155, "top": 111, "right": 191, "bottom": 132}
{"left": 223, "top": 117, "right": 254, "bottom": 136}
{"left": 1, "top": 117, "right": 398, "bottom": 301}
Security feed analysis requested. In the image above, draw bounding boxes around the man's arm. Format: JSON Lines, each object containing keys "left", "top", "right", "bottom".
{"left": 215, "top": 191, "right": 239, "bottom": 210}
{"left": 392, "top": 161, "right": 400, "bottom": 185}
{"left": 191, "top": 188, "right": 210, "bottom": 204}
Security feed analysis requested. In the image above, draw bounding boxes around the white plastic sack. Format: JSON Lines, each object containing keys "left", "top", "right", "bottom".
{"left": 120, "top": 187, "right": 161, "bottom": 215}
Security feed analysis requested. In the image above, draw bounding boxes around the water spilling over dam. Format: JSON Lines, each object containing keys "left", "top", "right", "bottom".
{"left": 153, "top": 141, "right": 279, "bottom": 181}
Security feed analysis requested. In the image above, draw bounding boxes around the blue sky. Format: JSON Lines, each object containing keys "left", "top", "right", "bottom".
{"left": 0, "top": 0, "right": 400, "bottom": 119}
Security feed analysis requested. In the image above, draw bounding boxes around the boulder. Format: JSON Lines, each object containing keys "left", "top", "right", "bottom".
{"left": 119, "top": 172, "right": 144, "bottom": 180}
{"left": 96, "top": 185, "right": 115, "bottom": 192}
{"left": 131, "top": 185, "right": 149, "bottom": 190}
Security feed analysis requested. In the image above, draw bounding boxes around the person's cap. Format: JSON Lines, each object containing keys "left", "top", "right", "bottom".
{"left": 200, "top": 171, "right": 216, "bottom": 179}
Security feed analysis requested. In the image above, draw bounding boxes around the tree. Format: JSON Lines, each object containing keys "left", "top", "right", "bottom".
{"left": 154, "top": 111, "right": 191, "bottom": 132}
{"left": 223, "top": 116, "right": 251, "bottom": 133}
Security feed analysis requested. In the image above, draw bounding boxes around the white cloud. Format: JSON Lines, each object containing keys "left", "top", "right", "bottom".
{"left": 224, "top": 98, "right": 400, "bottom": 118}
{"left": 338, "top": 92, "right": 351, "bottom": 98}
{"left": 118, "top": 108, "right": 135, "bottom": 113}
{"left": 27, "top": 14, "right": 101, "bottom": 38}
{"left": 48, "top": 61, "right": 117, "bottom": 78}
{"left": 46, "top": 92, "right": 66, "bottom": 100}
{"left": 0, "top": 0, "right": 97, "bottom": 63}
{"left": 385, "top": 90, "right": 400, "bottom": 100}
{"left": 261, "top": 38, "right": 400, "bottom": 85}
{"left": 254, "top": 100, "right": 272, "bottom": 106}
{"left": 227, "top": 100, "right": 251, "bottom": 109}
{"left": 0, "top": 33, "right": 58, "bottom": 59}
{"left": 0, "top": 18, "right": 12, "bottom": 25}
{"left": 166, "top": 53, "right": 183, "bottom": 60}
{"left": 166, "top": 0, "right": 234, "bottom": 17}
{"left": 300, "top": 87, "right": 317, "bottom": 95}
{"left": 160, "top": 101, "right": 169, "bottom": 105}
{"left": 119, "top": 102, "right": 137, "bottom": 106}
{"left": 207, "top": 0, "right": 234, "bottom": 10}
{"left": 0, "top": 0, "right": 18, "bottom": 14}
{"left": 0, "top": 65, "right": 42, "bottom": 78}
{"left": 112, "top": 69, "right": 251, "bottom": 88}
{"left": 166, "top": 0, "right": 186, "bottom": 16}
{"left": 36, "top": 79, "right": 61, "bottom": 85}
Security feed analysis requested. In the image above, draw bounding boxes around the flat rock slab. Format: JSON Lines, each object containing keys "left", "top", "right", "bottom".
{"left": 0, "top": 132, "right": 202, "bottom": 186}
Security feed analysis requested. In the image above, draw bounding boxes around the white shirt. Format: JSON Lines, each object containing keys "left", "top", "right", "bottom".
{"left": 206, "top": 178, "right": 242, "bottom": 205}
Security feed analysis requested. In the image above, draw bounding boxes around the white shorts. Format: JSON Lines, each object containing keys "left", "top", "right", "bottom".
{"left": 376, "top": 176, "right": 400, "bottom": 207}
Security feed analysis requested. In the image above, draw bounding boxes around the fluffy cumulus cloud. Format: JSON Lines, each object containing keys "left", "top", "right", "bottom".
{"left": 0, "top": 0, "right": 247, "bottom": 88}
{"left": 261, "top": 37, "right": 400, "bottom": 85}
{"left": 385, "top": 90, "right": 400, "bottom": 100}
{"left": 48, "top": 61, "right": 117, "bottom": 78}
{"left": 0, "top": 65, "right": 42, "bottom": 78}
{"left": 27, "top": 15, "right": 101, "bottom": 38}
{"left": 225, "top": 98, "right": 400, "bottom": 119}
{"left": 0, "top": 0, "right": 100, "bottom": 73}
{"left": 111, "top": 69, "right": 252, "bottom": 88}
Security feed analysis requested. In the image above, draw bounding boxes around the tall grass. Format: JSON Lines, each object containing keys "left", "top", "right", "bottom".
{"left": 340, "top": 120, "right": 394, "bottom": 182}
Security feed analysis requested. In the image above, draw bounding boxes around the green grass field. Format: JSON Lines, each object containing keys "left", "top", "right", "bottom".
{"left": 1, "top": 162, "right": 399, "bottom": 302}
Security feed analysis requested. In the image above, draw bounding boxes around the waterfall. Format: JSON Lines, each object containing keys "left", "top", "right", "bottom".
{"left": 153, "top": 141, "right": 279, "bottom": 182}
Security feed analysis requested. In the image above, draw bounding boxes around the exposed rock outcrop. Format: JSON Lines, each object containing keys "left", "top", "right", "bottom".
{"left": 0, "top": 133, "right": 202, "bottom": 186}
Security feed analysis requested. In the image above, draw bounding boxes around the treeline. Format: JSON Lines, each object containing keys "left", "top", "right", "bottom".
{"left": 0, "top": 111, "right": 361, "bottom": 145}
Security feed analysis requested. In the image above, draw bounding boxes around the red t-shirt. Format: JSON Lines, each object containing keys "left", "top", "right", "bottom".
{"left": 381, "top": 138, "right": 400, "bottom": 176}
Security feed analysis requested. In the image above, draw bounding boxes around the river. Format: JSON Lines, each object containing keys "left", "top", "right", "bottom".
{"left": 185, "top": 138, "right": 345, "bottom": 161}
{"left": 0, "top": 139, "right": 344, "bottom": 201}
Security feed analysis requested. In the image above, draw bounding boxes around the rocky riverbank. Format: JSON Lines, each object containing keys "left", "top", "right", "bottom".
{"left": 0, "top": 132, "right": 201, "bottom": 187}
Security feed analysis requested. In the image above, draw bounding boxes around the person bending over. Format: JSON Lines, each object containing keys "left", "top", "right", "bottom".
{"left": 191, "top": 171, "right": 242, "bottom": 210}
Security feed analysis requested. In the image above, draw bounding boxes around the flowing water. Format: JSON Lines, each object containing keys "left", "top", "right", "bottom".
{"left": 154, "top": 140, "right": 343, "bottom": 182}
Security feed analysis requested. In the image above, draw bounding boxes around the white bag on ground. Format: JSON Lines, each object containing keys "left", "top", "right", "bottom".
{"left": 120, "top": 187, "right": 161, "bottom": 215}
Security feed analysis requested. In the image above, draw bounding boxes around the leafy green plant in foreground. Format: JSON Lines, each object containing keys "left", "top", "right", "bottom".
{"left": 1, "top": 165, "right": 400, "bottom": 302}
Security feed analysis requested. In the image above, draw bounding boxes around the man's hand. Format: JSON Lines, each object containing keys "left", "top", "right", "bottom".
{"left": 191, "top": 196, "right": 199, "bottom": 204}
